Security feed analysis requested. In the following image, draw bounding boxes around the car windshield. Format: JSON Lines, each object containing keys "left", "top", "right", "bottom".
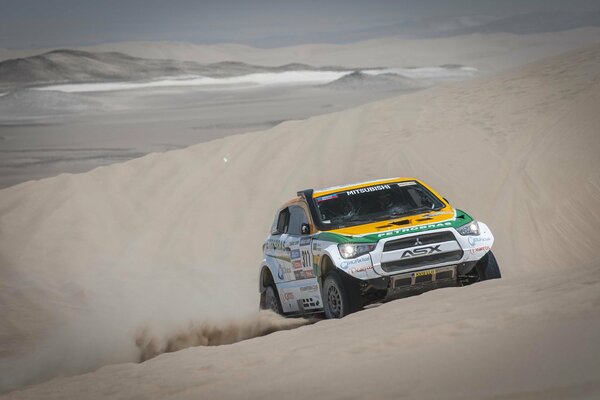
{"left": 313, "top": 181, "right": 445, "bottom": 230}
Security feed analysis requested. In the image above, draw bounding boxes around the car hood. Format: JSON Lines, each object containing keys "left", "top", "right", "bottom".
{"left": 320, "top": 208, "right": 473, "bottom": 242}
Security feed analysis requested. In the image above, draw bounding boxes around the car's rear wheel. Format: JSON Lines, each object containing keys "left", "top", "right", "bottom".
{"left": 322, "top": 272, "right": 357, "bottom": 319}
{"left": 262, "top": 285, "right": 283, "bottom": 314}
{"left": 474, "top": 250, "right": 501, "bottom": 281}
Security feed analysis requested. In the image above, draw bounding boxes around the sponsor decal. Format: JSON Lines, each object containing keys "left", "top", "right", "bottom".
{"left": 339, "top": 254, "right": 371, "bottom": 270}
{"left": 277, "top": 265, "right": 292, "bottom": 280}
{"left": 401, "top": 245, "right": 442, "bottom": 258}
{"left": 300, "top": 237, "right": 312, "bottom": 246}
{"left": 469, "top": 245, "right": 490, "bottom": 255}
{"left": 346, "top": 184, "right": 391, "bottom": 196}
{"left": 317, "top": 194, "right": 338, "bottom": 202}
{"left": 294, "top": 270, "right": 306, "bottom": 280}
{"left": 290, "top": 249, "right": 301, "bottom": 260}
{"left": 377, "top": 221, "right": 453, "bottom": 238}
{"left": 266, "top": 239, "right": 286, "bottom": 251}
{"left": 305, "top": 269, "right": 314, "bottom": 278}
{"left": 300, "top": 284, "right": 318, "bottom": 292}
{"left": 292, "top": 260, "right": 302, "bottom": 269}
{"left": 350, "top": 265, "right": 374, "bottom": 274}
{"left": 414, "top": 269, "right": 434, "bottom": 278}
{"left": 468, "top": 236, "right": 492, "bottom": 246}
{"left": 283, "top": 292, "right": 295, "bottom": 301}
{"left": 288, "top": 240, "right": 300, "bottom": 247}
{"left": 312, "top": 242, "right": 322, "bottom": 251}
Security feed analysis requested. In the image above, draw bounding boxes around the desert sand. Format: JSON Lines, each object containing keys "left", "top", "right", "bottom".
{"left": 0, "top": 41, "right": 599, "bottom": 398}
{"left": 0, "top": 82, "right": 424, "bottom": 189}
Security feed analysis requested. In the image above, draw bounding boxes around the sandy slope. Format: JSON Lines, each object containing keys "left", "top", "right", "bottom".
{"left": 1, "top": 44, "right": 599, "bottom": 397}
{"left": 4, "top": 265, "right": 600, "bottom": 400}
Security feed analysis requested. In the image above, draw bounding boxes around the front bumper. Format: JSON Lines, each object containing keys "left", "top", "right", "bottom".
{"left": 335, "top": 221, "right": 494, "bottom": 281}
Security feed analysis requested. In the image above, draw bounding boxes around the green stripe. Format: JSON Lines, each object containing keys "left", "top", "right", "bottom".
{"left": 360, "top": 210, "right": 473, "bottom": 241}
{"left": 316, "top": 209, "right": 474, "bottom": 243}
{"left": 314, "top": 231, "right": 373, "bottom": 244}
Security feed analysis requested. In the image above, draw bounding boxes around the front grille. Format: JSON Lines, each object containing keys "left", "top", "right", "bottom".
{"left": 381, "top": 250, "right": 463, "bottom": 273}
{"left": 435, "top": 270, "right": 454, "bottom": 280}
{"left": 414, "top": 273, "right": 432, "bottom": 284}
{"left": 383, "top": 231, "right": 456, "bottom": 252}
{"left": 393, "top": 277, "right": 412, "bottom": 288}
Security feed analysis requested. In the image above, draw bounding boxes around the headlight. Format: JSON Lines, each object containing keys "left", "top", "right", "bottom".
{"left": 338, "top": 243, "right": 376, "bottom": 259}
{"left": 457, "top": 221, "right": 480, "bottom": 236}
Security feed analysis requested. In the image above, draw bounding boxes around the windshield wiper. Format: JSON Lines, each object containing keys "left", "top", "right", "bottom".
{"left": 408, "top": 206, "right": 443, "bottom": 216}
{"left": 388, "top": 206, "right": 441, "bottom": 218}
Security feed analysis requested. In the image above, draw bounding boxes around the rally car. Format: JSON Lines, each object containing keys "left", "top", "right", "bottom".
{"left": 259, "top": 177, "right": 500, "bottom": 318}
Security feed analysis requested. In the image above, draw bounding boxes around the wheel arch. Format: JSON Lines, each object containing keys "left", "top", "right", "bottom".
{"left": 259, "top": 264, "right": 276, "bottom": 310}
{"left": 318, "top": 254, "right": 337, "bottom": 286}
{"left": 259, "top": 264, "right": 275, "bottom": 293}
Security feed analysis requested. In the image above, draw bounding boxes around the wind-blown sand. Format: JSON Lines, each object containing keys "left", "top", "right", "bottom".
{"left": 1, "top": 43, "right": 599, "bottom": 398}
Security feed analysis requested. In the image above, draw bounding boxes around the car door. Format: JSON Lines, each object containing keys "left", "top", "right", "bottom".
{"left": 265, "top": 207, "right": 293, "bottom": 283}
{"left": 280, "top": 204, "right": 322, "bottom": 312}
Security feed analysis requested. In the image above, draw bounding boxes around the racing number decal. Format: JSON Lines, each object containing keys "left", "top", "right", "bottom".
{"left": 301, "top": 249, "right": 311, "bottom": 269}
{"left": 299, "top": 236, "right": 312, "bottom": 270}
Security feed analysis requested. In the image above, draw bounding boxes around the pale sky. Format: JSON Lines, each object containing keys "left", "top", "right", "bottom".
{"left": 1, "top": 0, "right": 599, "bottom": 49}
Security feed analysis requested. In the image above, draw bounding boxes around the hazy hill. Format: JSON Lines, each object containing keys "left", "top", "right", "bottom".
{"left": 2, "top": 28, "right": 600, "bottom": 74}
{"left": 321, "top": 71, "right": 427, "bottom": 90}
{"left": 0, "top": 50, "right": 342, "bottom": 87}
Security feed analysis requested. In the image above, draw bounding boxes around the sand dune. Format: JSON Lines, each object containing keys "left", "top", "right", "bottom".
{"left": 1, "top": 43, "right": 599, "bottom": 397}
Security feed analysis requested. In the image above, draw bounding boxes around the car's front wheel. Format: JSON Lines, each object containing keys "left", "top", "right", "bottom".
{"left": 262, "top": 285, "right": 283, "bottom": 314}
{"left": 322, "top": 272, "right": 357, "bottom": 319}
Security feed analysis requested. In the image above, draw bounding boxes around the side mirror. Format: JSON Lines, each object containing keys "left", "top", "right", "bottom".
{"left": 301, "top": 223, "right": 310, "bottom": 235}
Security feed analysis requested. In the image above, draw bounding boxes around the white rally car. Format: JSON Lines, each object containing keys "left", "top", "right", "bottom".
{"left": 259, "top": 178, "right": 500, "bottom": 318}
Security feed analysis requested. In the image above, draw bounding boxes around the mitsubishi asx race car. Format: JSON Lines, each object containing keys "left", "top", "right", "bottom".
{"left": 259, "top": 177, "right": 500, "bottom": 318}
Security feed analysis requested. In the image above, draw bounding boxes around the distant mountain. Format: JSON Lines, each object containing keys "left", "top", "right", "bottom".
{"left": 321, "top": 71, "right": 428, "bottom": 90}
{"left": 0, "top": 50, "right": 344, "bottom": 88}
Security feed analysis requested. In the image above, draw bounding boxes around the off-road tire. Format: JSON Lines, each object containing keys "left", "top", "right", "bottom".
{"left": 262, "top": 285, "right": 283, "bottom": 314}
{"left": 322, "top": 272, "right": 359, "bottom": 319}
